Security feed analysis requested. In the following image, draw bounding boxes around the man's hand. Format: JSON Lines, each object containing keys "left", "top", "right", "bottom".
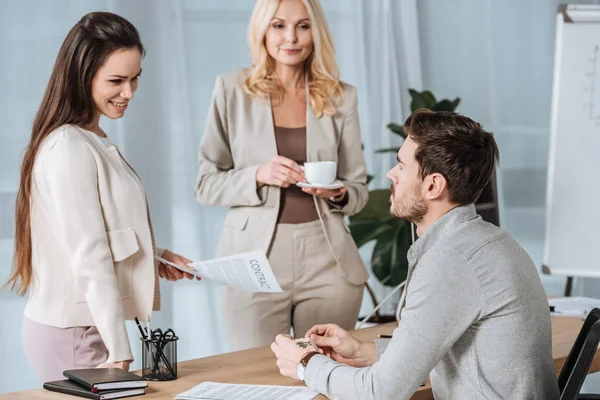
{"left": 306, "top": 324, "right": 377, "bottom": 368}
{"left": 158, "top": 250, "right": 200, "bottom": 281}
{"left": 270, "top": 335, "right": 319, "bottom": 380}
{"left": 96, "top": 360, "right": 132, "bottom": 371}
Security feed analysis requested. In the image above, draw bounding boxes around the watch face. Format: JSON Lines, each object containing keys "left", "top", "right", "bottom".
{"left": 296, "top": 362, "right": 305, "bottom": 381}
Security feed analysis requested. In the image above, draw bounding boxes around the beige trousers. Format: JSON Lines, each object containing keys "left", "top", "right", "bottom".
{"left": 222, "top": 220, "right": 364, "bottom": 351}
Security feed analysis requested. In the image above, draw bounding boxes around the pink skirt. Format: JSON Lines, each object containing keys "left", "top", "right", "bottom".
{"left": 21, "top": 316, "right": 109, "bottom": 382}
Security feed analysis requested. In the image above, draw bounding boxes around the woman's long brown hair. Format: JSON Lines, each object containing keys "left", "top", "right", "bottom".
{"left": 4, "top": 12, "right": 145, "bottom": 295}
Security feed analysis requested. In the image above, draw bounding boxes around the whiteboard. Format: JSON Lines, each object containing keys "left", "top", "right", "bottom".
{"left": 544, "top": 5, "right": 600, "bottom": 277}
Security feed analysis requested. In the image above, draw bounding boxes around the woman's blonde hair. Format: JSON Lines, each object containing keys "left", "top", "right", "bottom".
{"left": 245, "top": 0, "right": 344, "bottom": 117}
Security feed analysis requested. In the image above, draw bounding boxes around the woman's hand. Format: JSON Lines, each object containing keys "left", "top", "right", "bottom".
{"left": 97, "top": 360, "right": 132, "bottom": 371}
{"left": 158, "top": 250, "right": 200, "bottom": 281}
{"left": 256, "top": 156, "right": 305, "bottom": 188}
{"left": 301, "top": 185, "right": 347, "bottom": 202}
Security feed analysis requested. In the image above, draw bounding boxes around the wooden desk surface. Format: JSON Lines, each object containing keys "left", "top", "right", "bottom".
{"left": 2, "top": 316, "right": 595, "bottom": 400}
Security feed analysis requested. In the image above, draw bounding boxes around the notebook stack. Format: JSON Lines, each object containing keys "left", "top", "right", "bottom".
{"left": 43, "top": 368, "right": 147, "bottom": 399}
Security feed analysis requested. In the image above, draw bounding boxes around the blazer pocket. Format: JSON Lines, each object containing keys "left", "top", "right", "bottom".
{"left": 224, "top": 212, "right": 249, "bottom": 231}
{"left": 107, "top": 227, "right": 140, "bottom": 299}
{"left": 217, "top": 213, "right": 249, "bottom": 257}
{"left": 74, "top": 228, "right": 139, "bottom": 304}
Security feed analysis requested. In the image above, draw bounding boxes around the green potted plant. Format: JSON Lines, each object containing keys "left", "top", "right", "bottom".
{"left": 350, "top": 89, "right": 460, "bottom": 320}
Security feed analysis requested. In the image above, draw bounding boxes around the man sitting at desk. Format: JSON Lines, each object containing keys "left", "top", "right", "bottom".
{"left": 271, "top": 109, "right": 560, "bottom": 400}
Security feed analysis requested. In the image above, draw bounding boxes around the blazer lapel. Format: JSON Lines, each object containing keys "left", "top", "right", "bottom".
{"left": 255, "top": 96, "right": 278, "bottom": 164}
{"left": 306, "top": 88, "right": 338, "bottom": 163}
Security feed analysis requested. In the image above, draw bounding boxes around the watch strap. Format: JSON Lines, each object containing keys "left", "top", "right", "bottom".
{"left": 300, "top": 351, "right": 320, "bottom": 368}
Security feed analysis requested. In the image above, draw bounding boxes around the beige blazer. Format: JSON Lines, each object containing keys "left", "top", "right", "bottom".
{"left": 25, "top": 124, "right": 162, "bottom": 363}
{"left": 195, "top": 69, "right": 369, "bottom": 285}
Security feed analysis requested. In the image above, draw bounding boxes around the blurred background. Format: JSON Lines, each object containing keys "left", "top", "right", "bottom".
{"left": 2, "top": 0, "right": 600, "bottom": 394}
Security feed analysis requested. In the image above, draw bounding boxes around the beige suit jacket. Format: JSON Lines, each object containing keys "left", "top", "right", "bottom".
{"left": 195, "top": 69, "right": 369, "bottom": 285}
{"left": 25, "top": 124, "right": 162, "bottom": 363}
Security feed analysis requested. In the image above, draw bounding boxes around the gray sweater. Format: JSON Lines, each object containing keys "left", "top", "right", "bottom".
{"left": 305, "top": 204, "right": 560, "bottom": 399}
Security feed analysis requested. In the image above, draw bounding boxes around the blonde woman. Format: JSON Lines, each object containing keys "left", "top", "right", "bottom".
{"left": 196, "top": 0, "right": 369, "bottom": 350}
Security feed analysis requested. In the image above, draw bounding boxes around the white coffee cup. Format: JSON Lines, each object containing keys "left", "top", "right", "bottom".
{"left": 302, "top": 161, "right": 337, "bottom": 185}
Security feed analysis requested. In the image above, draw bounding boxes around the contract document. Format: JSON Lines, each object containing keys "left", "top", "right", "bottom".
{"left": 174, "top": 382, "right": 319, "bottom": 400}
{"left": 155, "top": 249, "right": 282, "bottom": 293}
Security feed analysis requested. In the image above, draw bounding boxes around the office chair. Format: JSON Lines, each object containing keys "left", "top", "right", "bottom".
{"left": 558, "top": 308, "right": 600, "bottom": 400}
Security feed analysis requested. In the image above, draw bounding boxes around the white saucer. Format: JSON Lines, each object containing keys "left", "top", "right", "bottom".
{"left": 296, "top": 180, "right": 344, "bottom": 190}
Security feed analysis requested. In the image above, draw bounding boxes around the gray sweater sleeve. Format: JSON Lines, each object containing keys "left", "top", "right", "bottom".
{"left": 374, "top": 339, "right": 391, "bottom": 359}
{"left": 304, "top": 247, "right": 483, "bottom": 400}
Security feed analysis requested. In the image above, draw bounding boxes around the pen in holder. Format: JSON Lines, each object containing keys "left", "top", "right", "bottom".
{"left": 141, "top": 328, "right": 178, "bottom": 381}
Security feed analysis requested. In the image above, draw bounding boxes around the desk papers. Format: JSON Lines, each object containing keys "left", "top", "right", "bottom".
{"left": 174, "top": 382, "right": 319, "bottom": 400}
{"left": 549, "top": 296, "right": 600, "bottom": 318}
{"left": 155, "top": 250, "right": 282, "bottom": 292}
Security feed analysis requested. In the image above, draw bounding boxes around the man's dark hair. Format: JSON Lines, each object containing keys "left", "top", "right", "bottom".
{"left": 404, "top": 109, "right": 499, "bottom": 205}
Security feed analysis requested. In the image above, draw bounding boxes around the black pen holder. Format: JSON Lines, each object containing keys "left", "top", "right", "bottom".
{"left": 141, "top": 336, "right": 178, "bottom": 381}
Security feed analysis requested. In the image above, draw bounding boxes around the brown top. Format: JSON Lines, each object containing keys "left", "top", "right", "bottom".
{"left": 274, "top": 126, "right": 319, "bottom": 224}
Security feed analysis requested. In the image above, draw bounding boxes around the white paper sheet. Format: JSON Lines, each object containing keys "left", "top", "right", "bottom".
{"left": 174, "top": 381, "right": 319, "bottom": 400}
{"left": 155, "top": 250, "right": 282, "bottom": 293}
{"left": 549, "top": 296, "right": 600, "bottom": 318}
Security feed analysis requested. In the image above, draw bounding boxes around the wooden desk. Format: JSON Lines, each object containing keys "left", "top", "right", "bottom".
{"left": 2, "top": 316, "right": 596, "bottom": 400}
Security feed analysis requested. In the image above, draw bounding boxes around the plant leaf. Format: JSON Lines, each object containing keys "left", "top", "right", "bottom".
{"left": 432, "top": 100, "right": 453, "bottom": 112}
{"left": 408, "top": 89, "right": 429, "bottom": 111}
{"left": 375, "top": 147, "right": 400, "bottom": 154}
{"left": 371, "top": 222, "right": 411, "bottom": 286}
{"left": 349, "top": 189, "right": 394, "bottom": 221}
{"left": 349, "top": 219, "right": 395, "bottom": 248}
{"left": 432, "top": 100, "right": 451, "bottom": 112}
{"left": 387, "top": 123, "right": 406, "bottom": 138}
{"left": 450, "top": 97, "right": 461, "bottom": 110}
{"left": 421, "top": 90, "right": 437, "bottom": 109}
{"left": 432, "top": 97, "right": 461, "bottom": 112}
{"left": 371, "top": 228, "right": 394, "bottom": 283}
{"left": 408, "top": 88, "right": 420, "bottom": 98}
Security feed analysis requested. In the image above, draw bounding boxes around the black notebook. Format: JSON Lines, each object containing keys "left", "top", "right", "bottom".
{"left": 43, "top": 379, "right": 145, "bottom": 399}
{"left": 63, "top": 368, "right": 148, "bottom": 391}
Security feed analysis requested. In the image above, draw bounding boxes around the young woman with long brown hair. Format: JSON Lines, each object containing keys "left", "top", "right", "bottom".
{"left": 4, "top": 11, "right": 195, "bottom": 382}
